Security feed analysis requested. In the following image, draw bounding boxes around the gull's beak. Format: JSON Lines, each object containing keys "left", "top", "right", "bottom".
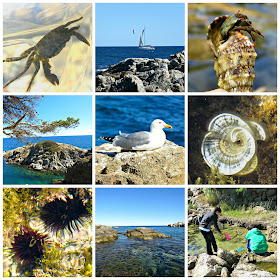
{"left": 164, "top": 124, "right": 172, "bottom": 129}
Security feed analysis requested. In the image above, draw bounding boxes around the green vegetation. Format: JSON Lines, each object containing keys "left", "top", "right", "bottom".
{"left": 35, "top": 140, "right": 60, "bottom": 154}
{"left": 3, "top": 96, "right": 80, "bottom": 141}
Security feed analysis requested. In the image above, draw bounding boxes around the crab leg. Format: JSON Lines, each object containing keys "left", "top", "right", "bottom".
{"left": 3, "top": 51, "right": 35, "bottom": 89}
{"left": 3, "top": 47, "right": 35, "bottom": 62}
{"left": 42, "top": 59, "right": 59, "bottom": 86}
{"left": 62, "top": 17, "right": 83, "bottom": 28}
{"left": 26, "top": 57, "right": 40, "bottom": 92}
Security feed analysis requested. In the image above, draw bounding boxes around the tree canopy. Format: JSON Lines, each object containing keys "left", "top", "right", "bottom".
{"left": 3, "top": 96, "right": 80, "bottom": 141}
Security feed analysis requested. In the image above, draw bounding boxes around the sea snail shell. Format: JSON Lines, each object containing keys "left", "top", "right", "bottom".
{"left": 201, "top": 113, "right": 265, "bottom": 175}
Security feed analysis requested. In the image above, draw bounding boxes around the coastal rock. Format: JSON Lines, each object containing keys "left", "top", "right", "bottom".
{"left": 190, "top": 253, "right": 225, "bottom": 277}
{"left": 217, "top": 248, "right": 239, "bottom": 265}
{"left": 125, "top": 227, "right": 171, "bottom": 240}
{"left": 231, "top": 263, "right": 276, "bottom": 277}
{"left": 96, "top": 51, "right": 185, "bottom": 92}
{"left": 188, "top": 256, "right": 198, "bottom": 270}
{"left": 95, "top": 225, "right": 118, "bottom": 244}
{"left": 95, "top": 140, "right": 185, "bottom": 185}
{"left": 168, "top": 222, "right": 185, "bottom": 227}
{"left": 4, "top": 140, "right": 87, "bottom": 172}
{"left": 64, "top": 151, "right": 92, "bottom": 184}
{"left": 266, "top": 227, "right": 277, "bottom": 243}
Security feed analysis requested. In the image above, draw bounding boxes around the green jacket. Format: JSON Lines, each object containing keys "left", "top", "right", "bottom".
{"left": 245, "top": 228, "right": 268, "bottom": 254}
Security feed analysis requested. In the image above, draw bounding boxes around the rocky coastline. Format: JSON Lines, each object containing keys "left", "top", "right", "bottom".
{"left": 168, "top": 222, "right": 185, "bottom": 227}
{"left": 4, "top": 140, "right": 88, "bottom": 173}
{"left": 189, "top": 248, "right": 276, "bottom": 277}
{"left": 95, "top": 140, "right": 185, "bottom": 185}
{"left": 96, "top": 51, "right": 185, "bottom": 92}
{"left": 96, "top": 225, "right": 178, "bottom": 243}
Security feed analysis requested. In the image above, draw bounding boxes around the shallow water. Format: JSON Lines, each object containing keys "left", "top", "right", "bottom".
{"left": 188, "top": 3, "right": 277, "bottom": 92}
{"left": 96, "top": 226, "right": 184, "bottom": 277}
{"left": 3, "top": 3, "right": 92, "bottom": 92}
{"left": 188, "top": 224, "right": 277, "bottom": 255}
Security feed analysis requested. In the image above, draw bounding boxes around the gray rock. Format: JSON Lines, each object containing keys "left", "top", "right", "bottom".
{"left": 191, "top": 253, "right": 224, "bottom": 277}
{"left": 167, "top": 222, "right": 185, "bottom": 227}
{"left": 96, "top": 51, "right": 185, "bottom": 92}
{"left": 231, "top": 263, "right": 276, "bottom": 277}
{"left": 4, "top": 140, "right": 87, "bottom": 172}
{"left": 188, "top": 255, "right": 198, "bottom": 270}
{"left": 125, "top": 227, "right": 171, "bottom": 240}
{"left": 266, "top": 227, "right": 277, "bottom": 243}
{"left": 95, "top": 140, "right": 185, "bottom": 185}
{"left": 217, "top": 248, "right": 239, "bottom": 265}
{"left": 95, "top": 224, "right": 118, "bottom": 244}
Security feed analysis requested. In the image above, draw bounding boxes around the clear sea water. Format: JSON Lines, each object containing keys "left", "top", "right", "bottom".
{"left": 3, "top": 135, "right": 92, "bottom": 185}
{"left": 96, "top": 226, "right": 185, "bottom": 277}
{"left": 96, "top": 95, "right": 185, "bottom": 147}
{"left": 96, "top": 46, "right": 185, "bottom": 73}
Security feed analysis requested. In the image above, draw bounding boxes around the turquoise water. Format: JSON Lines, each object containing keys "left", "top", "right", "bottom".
{"left": 3, "top": 135, "right": 92, "bottom": 185}
{"left": 96, "top": 226, "right": 185, "bottom": 277}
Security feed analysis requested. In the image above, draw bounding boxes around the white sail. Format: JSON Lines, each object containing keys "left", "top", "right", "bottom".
{"left": 138, "top": 28, "right": 155, "bottom": 50}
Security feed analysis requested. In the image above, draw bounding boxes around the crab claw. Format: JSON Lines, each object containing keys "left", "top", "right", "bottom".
{"left": 73, "top": 31, "right": 90, "bottom": 46}
{"left": 47, "top": 74, "right": 59, "bottom": 86}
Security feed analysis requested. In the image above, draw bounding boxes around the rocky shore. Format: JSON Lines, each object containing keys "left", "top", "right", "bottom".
{"left": 168, "top": 222, "right": 185, "bottom": 227}
{"left": 125, "top": 227, "right": 171, "bottom": 240}
{"left": 189, "top": 248, "right": 276, "bottom": 277}
{"left": 96, "top": 226, "right": 172, "bottom": 243}
{"left": 96, "top": 51, "right": 185, "bottom": 92}
{"left": 4, "top": 140, "right": 88, "bottom": 173}
{"left": 95, "top": 140, "right": 185, "bottom": 185}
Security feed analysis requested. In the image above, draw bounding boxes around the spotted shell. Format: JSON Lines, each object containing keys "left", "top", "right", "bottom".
{"left": 207, "top": 16, "right": 258, "bottom": 92}
{"left": 201, "top": 113, "right": 265, "bottom": 175}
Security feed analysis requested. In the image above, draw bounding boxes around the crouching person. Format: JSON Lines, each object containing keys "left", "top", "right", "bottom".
{"left": 246, "top": 224, "right": 268, "bottom": 255}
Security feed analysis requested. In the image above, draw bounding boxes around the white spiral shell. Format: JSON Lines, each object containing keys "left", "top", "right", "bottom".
{"left": 201, "top": 113, "right": 265, "bottom": 175}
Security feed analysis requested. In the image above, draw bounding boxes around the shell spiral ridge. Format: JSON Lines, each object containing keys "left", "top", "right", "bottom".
{"left": 201, "top": 113, "right": 265, "bottom": 175}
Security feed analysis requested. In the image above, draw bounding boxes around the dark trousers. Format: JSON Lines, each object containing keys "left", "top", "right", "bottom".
{"left": 200, "top": 229, "right": 217, "bottom": 255}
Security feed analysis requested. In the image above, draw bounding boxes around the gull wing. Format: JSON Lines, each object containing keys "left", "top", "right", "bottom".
{"left": 113, "top": 131, "right": 151, "bottom": 150}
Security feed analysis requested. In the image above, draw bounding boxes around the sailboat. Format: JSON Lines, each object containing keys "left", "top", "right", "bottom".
{"left": 139, "top": 28, "right": 155, "bottom": 50}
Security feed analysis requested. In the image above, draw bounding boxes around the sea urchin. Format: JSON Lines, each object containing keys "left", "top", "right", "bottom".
{"left": 11, "top": 226, "right": 48, "bottom": 264}
{"left": 39, "top": 194, "right": 90, "bottom": 235}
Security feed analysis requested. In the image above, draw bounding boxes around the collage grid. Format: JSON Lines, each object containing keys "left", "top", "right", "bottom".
{"left": 1, "top": 0, "right": 279, "bottom": 278}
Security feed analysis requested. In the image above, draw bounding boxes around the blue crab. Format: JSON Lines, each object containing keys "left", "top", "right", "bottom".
{"left": 3, "top": 17, "right": 90, "bottom": 92}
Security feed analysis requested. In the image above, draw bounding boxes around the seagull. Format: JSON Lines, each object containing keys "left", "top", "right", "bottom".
{"left": 100, "top": 119, "right": 172, "bottom": 151}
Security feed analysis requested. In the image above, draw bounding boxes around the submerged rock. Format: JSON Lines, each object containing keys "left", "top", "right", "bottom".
{"left": 95, "top": 140, "right": 185, "bottom": 185}
{"left": 96, "top": 51, "right": 185, "bottom": 92}
{"left": 4, "top": 140, "right": 87, "bottom": 172}
{"left": 95, "top": 225, "right": 118, "bottom": 244}
{"left": 125, "top": 227, "right": 171, "bottom": 240}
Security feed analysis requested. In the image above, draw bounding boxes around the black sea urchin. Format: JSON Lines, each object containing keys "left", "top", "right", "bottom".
{"left": 11, "top": 226, "right": 48, "bottom": 264}
{"left": 39, "top": 194, "right": 90, "bottom": 235}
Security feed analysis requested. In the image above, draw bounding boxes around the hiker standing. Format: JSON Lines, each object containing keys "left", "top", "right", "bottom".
{"left": 198, "top": 206, "right": 223, "bottom": 255}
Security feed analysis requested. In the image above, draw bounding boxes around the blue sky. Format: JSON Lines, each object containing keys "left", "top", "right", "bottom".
{"left": 10, "top": 95, "right": 92, "bottom": 137}
{"left": 95, "top": 188, "right": 185, "bottom": 226}
{"left": 95, "top": 3, "right": 185, "bottom": 46}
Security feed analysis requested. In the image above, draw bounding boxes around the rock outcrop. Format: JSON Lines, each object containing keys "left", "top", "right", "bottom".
{"left": 96, "top": 51, "right": 185, "bottom": 92}
{"left": 189, "top": 248, "right": 277, "bottom": 277}
{"left": 95, "top": 225, "right": 118, "bottom": 244}
{"left": 95, "top": 140, "right": 185, "bottom": 185}
{"left": 125, "top": 227, "right": 171, "bottom": 240}
{"left": 64, "top": 150, "right": 92, "bottom": 184}
{"left": 168, "top": 222, "right": 185, "bottom": 227}
{"left": 4, "top": 140, "right": 87, "bottom": 172}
